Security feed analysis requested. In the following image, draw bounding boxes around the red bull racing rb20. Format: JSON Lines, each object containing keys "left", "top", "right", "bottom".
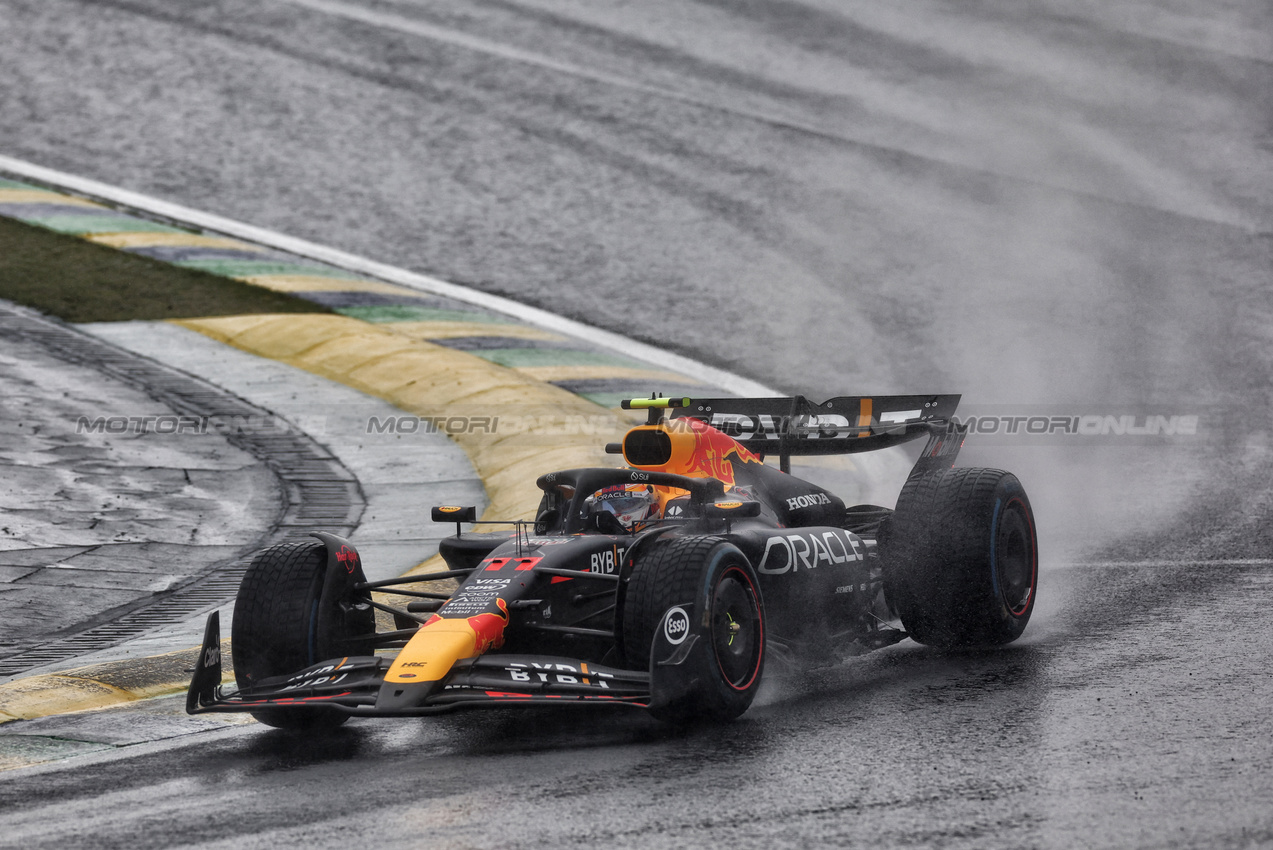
{"left": 187, "top": 394, "right": 1039, "bottom": 727}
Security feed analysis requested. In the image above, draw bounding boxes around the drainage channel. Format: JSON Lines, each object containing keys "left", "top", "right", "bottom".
{"left": 0, "top": 301, "right": 365, "bottom": 679}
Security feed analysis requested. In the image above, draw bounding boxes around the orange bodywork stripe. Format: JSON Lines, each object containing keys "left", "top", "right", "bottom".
{"left": 857, "top": 398, "right": 873, "bottom": 437}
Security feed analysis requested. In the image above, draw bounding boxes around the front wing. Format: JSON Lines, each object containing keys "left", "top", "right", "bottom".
{"left": 186, "top": 613, "right": 652, "bottom": 717}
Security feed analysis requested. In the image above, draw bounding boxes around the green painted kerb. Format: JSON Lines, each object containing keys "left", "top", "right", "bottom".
{"left": 173, "top": 259, "right": 360, "bottom": 278}
{"left": 19, "top": 215, "right": 186, "bottom": 235}
{"left": 474, "top": 348, "right": 645, "bottom": 369}
{"left": 335, "top": 305, "right": 510, "bottom": 324}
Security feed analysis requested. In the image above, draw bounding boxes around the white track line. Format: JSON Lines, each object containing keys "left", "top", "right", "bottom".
{"left": 280, "top": 0, "right": 846, "bottom": 145}
{"left": 0, "top": 153, "right": 778, "bottom": 397}
{"left": 285, "top": 0, "right": 672, "bottom": 101}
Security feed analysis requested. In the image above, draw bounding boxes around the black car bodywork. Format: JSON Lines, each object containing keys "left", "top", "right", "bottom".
{"left": 187, "top": 394, "right": 1038, "bottom": 727}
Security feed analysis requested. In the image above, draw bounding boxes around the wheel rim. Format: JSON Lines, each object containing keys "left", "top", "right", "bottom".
{"left": 995, "top": 498, "right": 1036, "bottom": 616}
{"left": 711, "top": 566, "right": 763, "bottom": 690}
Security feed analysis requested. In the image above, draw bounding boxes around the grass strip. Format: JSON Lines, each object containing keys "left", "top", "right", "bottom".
{"left": 0, "top": 216, "right": 326, "bottom": 322}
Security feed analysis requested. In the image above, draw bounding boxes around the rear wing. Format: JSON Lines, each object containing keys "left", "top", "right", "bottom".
{"left": 654, "top": 394, "right": 966, "bottom": 475}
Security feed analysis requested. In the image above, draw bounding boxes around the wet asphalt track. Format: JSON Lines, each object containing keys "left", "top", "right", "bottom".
{"left": 2, "top": 556, "right": 1270, "bottom": 849}
{"left": 1, "top": 1, "right": 1271, "bottom": 846}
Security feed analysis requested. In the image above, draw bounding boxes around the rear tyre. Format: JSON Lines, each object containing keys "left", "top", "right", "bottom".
{"left": 231, "top": 540, "right": 371, "bottom": 729}
{"left": 882, "top": 468, "right": 1038, "bottom": 648}
{"left": 623, "top": 537, "right": 765, "bottom": 723}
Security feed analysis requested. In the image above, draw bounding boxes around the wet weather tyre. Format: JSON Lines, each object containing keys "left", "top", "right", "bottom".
{"left": 623, "top": 537, "right": 765, "bottom": 723}
{"left": 231, "top": 541, "right": 368, "bottom": 729}
{"left": 882, "top": 468, "right": 1038, "bottom": 648}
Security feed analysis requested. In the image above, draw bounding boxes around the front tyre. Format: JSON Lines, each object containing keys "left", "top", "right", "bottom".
{"left": 231, "top": 540, "right": 370, "bottom": 729}
{"left": 883, "top": 468, "right": 1038, "bottom": 648}
{"left": 623, "top": 537, "right": 765, "bottom": 723}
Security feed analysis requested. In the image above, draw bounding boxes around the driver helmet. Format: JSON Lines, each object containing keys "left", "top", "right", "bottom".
{"left": 585, "top": 484, "right": 659, "bottom": 530}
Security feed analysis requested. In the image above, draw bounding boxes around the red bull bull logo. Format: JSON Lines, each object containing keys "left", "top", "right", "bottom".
{"left": 466, "top": 597, "right": 509, "bottom": 654}
{"left": 336, "top": 545, "right": 358, "bottom": 573}
{"left": 680, "top": 418, "right": 762, "bottom": 486}
{"left": 623, "top": 417, "right": 763, "bottom": 486}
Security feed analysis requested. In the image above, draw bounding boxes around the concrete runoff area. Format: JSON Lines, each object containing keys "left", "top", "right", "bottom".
{"left": 0, "top": 330, "right": 278, "bottom": 657}
{"left": 0, "top": 310, "right": 486, "bottom": 714}
{"left": 0, "top": 693, "right": 254, "bottom": 772}
{"left": 82, "top": 320, "right": 488, "bottom": 586}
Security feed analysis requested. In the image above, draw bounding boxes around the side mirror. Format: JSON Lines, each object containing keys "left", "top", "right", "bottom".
{"left": 431, "top": 505, "right": 477, "bottom": 523}
{"left": 534, "top": 508, "right": 560, "bottom": 534}
{"left": 703, "top": 500, "right": 762, "bottom": 520}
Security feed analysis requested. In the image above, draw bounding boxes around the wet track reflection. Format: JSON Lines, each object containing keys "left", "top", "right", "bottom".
{"left": 0, "top": 553, "right": 1268, "bottom": 848}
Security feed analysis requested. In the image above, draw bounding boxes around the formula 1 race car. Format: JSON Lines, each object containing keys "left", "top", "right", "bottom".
{"left": 187, "top": 394, "right": 1038, "bottom": 728}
